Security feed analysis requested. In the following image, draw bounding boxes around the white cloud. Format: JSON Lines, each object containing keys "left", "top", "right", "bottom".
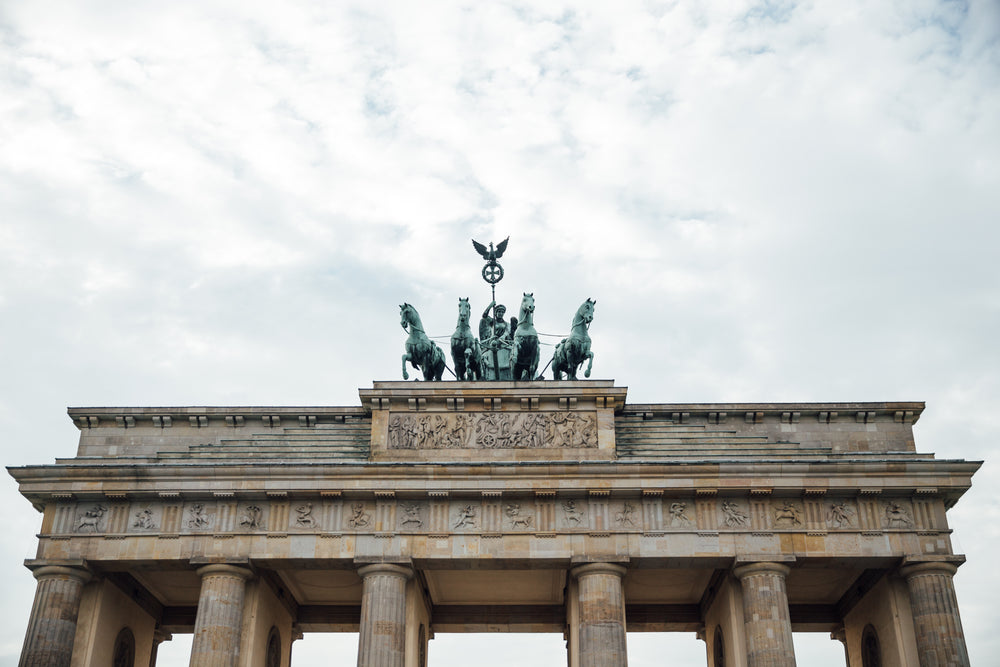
{"left": 1, "top": 1, "right": 998, "bottom": 665}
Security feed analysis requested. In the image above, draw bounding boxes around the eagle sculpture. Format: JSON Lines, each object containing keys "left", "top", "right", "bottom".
{"left": 472, "top": 237, "right": 509, "bottom": 262}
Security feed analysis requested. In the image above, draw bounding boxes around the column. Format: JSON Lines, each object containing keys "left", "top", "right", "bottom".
{"left": 149, "top": 628, "right": 172, "bottom": 667}
{"left": 733, "top": 562, "right": 796, "bottom": 667}
{"left": 19, "top": 565, "right": 91, "bottom": 667}
{"left": 899, "top": 561, "right": 970, "bottom": 667}
{"left": 189, "top": 564, "right": 252, "bottom": 667}
{"left": 357, "top": 563, "right": 413, "bottom": 667}
{"left": 571, "top": 563, "right": 628, "bottom": 667}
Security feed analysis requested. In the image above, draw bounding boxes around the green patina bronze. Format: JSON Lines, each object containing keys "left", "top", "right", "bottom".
{"left": 550, "top": 298, "right": 596, "bottom": 380}
{"left": 400, "top": 303, "right": 446, "bottom": 381}
{"left": 397, "top": 238, "right": 596, "bottom": 382}
{"left": 450, "top": 298, "right": 483, "bottom": 381}
{"left": 511, "top": 292, "right": 540, "bottom": 381}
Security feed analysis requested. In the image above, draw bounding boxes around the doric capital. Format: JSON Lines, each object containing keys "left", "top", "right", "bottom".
{"left": 899, "top": 561, "right": 960, "bottom": 580}
{"left": 31, "top": 565, "right": 92, "bottom": 584}
{"left": 733, "top": 561, "right": 791, "bottom": 580}
{"left": 195, "top": 563, "right": 253, "bottom": 580}
{"left": 899, "top": 554, "right": 965, "bottom": 580}
{"left": 570, "top": 562, "right": 628, "bottom": 579}
{"left": 357, "top": 563, "right": 414, "bottom": 580}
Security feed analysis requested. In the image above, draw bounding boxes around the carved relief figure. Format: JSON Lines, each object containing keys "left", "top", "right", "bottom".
{"left": 669, "top": 502, "right": 692, "bottom": 526}
{"left": 188, "top": 504, "right": 210, "bottom": 529}
{"left": 773, "top": 502, "right": 803, "bottom": 527}
{"left": 132, "top": 508, "right": 156, "bottom": 530}
{"left": 295, "top": 503, "right": 316, "bottom": 528}
{"left": 348, "top": 503, "right": 371, "bottom": 528}
{"left": 827, "top": 502, "right": 854, "bottom": 528}
{"left": 884, "top": 501, "right": 913, "bottom": 528}
{"left": 721, "top": 501, "right": 750, "bottom": 528}
{"left": 614, "top": 502, "right": 637, "bottom": 527}
{"left": 240, "top": 505, "right": 263, "bottom": 529}
{"left": 505, "top": 503, "right": 533, "bottom": 529}
{"left": 563, "top": 500, "right": 585, "bottom": 526}
{"left": 454, "top": 505, "right": 478, "bottom": 529}
{"left": 76, "top": 505, "right": 107, "bottom": 533}
{"left": 547, "top": 412, "right": 597, "bottom": 448}
{"left": 387, "top": 412, "right": 598, "bottom": 450}
{"left": 400, "top": 503, "right": 423, "bottom": 528}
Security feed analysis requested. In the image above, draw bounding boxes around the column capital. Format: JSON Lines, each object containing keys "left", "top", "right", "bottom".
{"left": 899, "top": 560, "right": 960, "bottom": 579}
{"left": 570, "top": 562, "right": 628, "bottom": 579}
{"left": 733, "top": 561, "right": 791, "bottom": 580}
{"left": 195, "top": 563, "right": 253, "bottom": 580}
{"left": 357, "top": 563, "right": 414, "bottom": 580}
{"left": 30, "top": 565, "right": 92, "bottom": 584}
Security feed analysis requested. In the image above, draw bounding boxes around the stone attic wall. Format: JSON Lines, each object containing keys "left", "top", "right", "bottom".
{"left": 67, "top": 401, "right": 922, "bottom": 461}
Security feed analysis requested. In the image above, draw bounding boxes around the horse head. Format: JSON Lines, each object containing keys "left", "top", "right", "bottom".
{"left": 400, "top": 303, "right": 416, "bottom": 332}
{"left": 520, "top": 292, "right": 535, "bottom": 319}
{"left": 457, "top": 297, "right": 470, "bottom": 325}
{"left": 578, "top": 298, "right": 596, "bottom": 325}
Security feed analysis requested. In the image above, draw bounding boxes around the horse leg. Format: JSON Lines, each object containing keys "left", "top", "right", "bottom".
{"left": 584, "top": 351, "right": 594, "bottom": 378}
{"left": 401, "top": 353, "right": 411, "bottom": 380}
{"left": 531, "top": 341, "right": 540, "bottom": 380}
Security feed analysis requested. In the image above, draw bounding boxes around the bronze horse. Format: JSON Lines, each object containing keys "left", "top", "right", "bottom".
{"left": 551, "top": 298, "right": 595, "bottom": 380}
{"left": 450, "top": 297, "right": 482, "bottom": 381}
{"left": 400, "top": 303, "right": 446, "bottom": 381}
{"left": 511, "top": 292, "right": 540, "bottom": 381}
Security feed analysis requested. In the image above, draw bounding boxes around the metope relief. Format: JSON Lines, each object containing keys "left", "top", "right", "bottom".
{"left": 239, "top": 505, "right": 264, "bottom": 530}
{"left": 346, "top": 502, "right": 372, "bottom": 529}
{"left": 187, "top": 503, "right": 213, "bottom": 530}
{"left": 883, "top": 501, "right": 914, "bottom": 529}
{"left": 504, "top": 503, "right": 533, "bottom": 529}
{"left": 75, "top": 505, "right": 108, "bottom": 533}
{"left": 721, "top": 501, "right": 750, "bottom": 529}
{"left": 387, "top": 411, "right": 598, "bottom": 450}
{"left": 613, "top": 502, "right": 639, "bottom": 528}
{"left": 452, "top": 503, "right": 479, "bottom": 530}
{"left": 560, "top": 499, "right": 586, "bottom": 528}
{"left": 773, "top": 502, "right": 803, "bottom": 528}
{"left": 668, "top": 501, "right": 693, "bottom": 527}
{"left": 131, "top": 507, "right": 158, "bottom": 531}
{"left": 826, "top": 500, "right": 855, "bottom": 528}
{"left": 294, "top": 503, "right": 317, "bottom": 529}
{"left": 398, "top": 502, "right": 425, "bottom": 530}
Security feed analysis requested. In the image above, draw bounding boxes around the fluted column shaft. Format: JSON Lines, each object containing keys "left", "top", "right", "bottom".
{"left": 19, "top": 566, "right": 91, "bottom": 667}
{"left": 189, "top": 564, "right": 252, "bottom": 667}
{"left": 571, "top": 563, "right": 628, "bottom": 667}
{"left": 900, "top": 562, "right": 970, "bottom": 667}
{"left": 733, "top": 562, "right": 796, "bottom": 667}
{"left": 357, "top": 564, "right": 413, "bottom": 667}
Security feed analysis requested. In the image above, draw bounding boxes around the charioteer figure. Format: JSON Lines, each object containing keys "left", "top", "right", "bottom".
{"left": 479, "top": 301, "right": 515, "bottom": 345}
{"left": 479, "top": 300, "right": 517, "bottom": 380}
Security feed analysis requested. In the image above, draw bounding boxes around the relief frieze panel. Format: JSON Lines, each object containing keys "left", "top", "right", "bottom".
{"left": 387, "top": 411, "right": 598, "bottom": 450}
{"left": 826, "top": 499, "right": 857, "bottom": 529}
{"left": 43, "top": 494, "right": 933, "bottom": 538}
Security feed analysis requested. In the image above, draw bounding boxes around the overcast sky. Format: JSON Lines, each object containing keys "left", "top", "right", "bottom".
{"left": 1, "top": 1, "right": 998, "bottom": 665}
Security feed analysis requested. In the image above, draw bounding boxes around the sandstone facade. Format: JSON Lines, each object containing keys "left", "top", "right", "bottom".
{"left": 8, "top": 381, "right": 978, "bottom": 666}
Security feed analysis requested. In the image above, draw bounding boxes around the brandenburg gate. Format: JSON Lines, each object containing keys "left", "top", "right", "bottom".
{"left": 9, "top": 382, "right": 979, "bottom": 666}
{"left": 6, "top": 240, "right": 980, "bottom": 666}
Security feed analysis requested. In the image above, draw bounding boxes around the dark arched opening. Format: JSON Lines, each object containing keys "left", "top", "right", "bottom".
{"left": 266, "top": 626, "right": 281, "bottom": 667}
{"left": 861, "top": 624, "right": 881, "bottom": 667}
{"left": 713, "top": 625, "right": 725, "bottom": 667}
{"left": 112, "top": 627, "right": 135, "bottom": 667}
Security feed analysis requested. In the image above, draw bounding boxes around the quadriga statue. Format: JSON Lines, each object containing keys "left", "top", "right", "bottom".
{"left": 551, "top": 298, "right": 595, "bottom": 380}
{"left": 399, "top": 303, "right": 446, "bottom": 381}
